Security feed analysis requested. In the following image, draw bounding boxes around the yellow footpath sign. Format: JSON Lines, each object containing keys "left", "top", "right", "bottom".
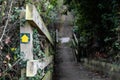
{"left": 20, "top": 33, "right": 30, "bottom": 43}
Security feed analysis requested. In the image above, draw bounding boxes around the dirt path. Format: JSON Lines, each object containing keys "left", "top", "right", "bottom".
{"left": 53, "top": 14, "right": 109, "bottom": 80}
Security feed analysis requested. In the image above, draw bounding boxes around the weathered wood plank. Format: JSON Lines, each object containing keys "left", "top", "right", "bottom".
{"left": 26, "top": 60, "right": 38, "bottom": 77}
{"left": 44, "top": 45, "right": 49, "bottom": 57}
{"left": 37, "top": 56, "right": 53, "bottom": 70}
{"left": 26, "top": 4, "right": 53, "bottom": 45}
{"left": 20, "top": 11, "right": 33, "bottom": 60}
{"left": 73, "top": 33, "right": 78, "bottom": 45}
{"left": 26, "top": 56, "right": 53, "bottom": 77}
{"left": 72, "top": 39, "right": 76, "bottom": 47}
{"left": 42, "top": 71, "right": 52, "bottom": 80}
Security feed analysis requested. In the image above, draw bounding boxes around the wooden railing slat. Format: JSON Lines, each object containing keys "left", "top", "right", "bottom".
{"left": 26, "top": 4, "right": 53, "bottom": 45}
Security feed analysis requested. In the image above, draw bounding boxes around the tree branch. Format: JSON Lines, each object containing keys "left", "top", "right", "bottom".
{"left": 0, "top": 0, "right": 13, "bottom": 42}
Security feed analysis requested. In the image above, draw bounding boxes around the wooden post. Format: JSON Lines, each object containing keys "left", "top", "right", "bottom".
{"left": 20, "top": 11, "right": 33, "bottom": 60}
{"left": 20, "top": 11, "right": 34, "bottom": 78}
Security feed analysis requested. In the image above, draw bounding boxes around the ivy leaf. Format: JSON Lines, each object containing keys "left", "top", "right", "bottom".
{"left": 48, "top": 4, "right": 53, "bottom": 9}
{"left": 8, "top": 63, "right": 12, "bottom": 69}
{"left": 98, "top": 4, "right": 104, "bottom": 9}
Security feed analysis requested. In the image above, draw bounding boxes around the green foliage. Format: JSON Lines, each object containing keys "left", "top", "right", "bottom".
{"left": 25, "top": 0, "right": 58, "bottom": 26}
{"left": 65, "top": 0, "right": 120, "bottom": 61}
{"left": 33, "top": 29, "right": 46, "bottom": 59}
{"left": 10, "top": 7, "right": 20, "bottom": 22}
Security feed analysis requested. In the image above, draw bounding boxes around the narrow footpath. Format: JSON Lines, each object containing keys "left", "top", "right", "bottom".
{"left": 53, "top": 14, "right": 110, "bottom": 80}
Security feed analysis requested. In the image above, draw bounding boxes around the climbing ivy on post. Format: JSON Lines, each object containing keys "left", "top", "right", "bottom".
{"left": 33, "top": 29, "right": 46, "bottom": 60}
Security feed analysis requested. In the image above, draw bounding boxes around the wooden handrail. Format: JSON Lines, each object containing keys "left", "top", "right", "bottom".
{"left": 26, "top": 4, "right": 54, "bottom": 45}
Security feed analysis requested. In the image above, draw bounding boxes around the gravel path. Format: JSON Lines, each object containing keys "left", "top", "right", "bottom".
{"left": 53, "top": 14, "right": 109, "bottom": 80}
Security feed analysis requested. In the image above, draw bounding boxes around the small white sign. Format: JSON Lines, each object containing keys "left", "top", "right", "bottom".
{"left": 59, "top": 37, "right": 70, "bottom": 43}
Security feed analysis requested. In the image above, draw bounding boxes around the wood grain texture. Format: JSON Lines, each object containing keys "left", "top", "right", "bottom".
{"left": 20, "top": 11, "right": 33, "bottom": 60}
{"left": 26, "top": 4, "right": 53, "bottom": 45}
